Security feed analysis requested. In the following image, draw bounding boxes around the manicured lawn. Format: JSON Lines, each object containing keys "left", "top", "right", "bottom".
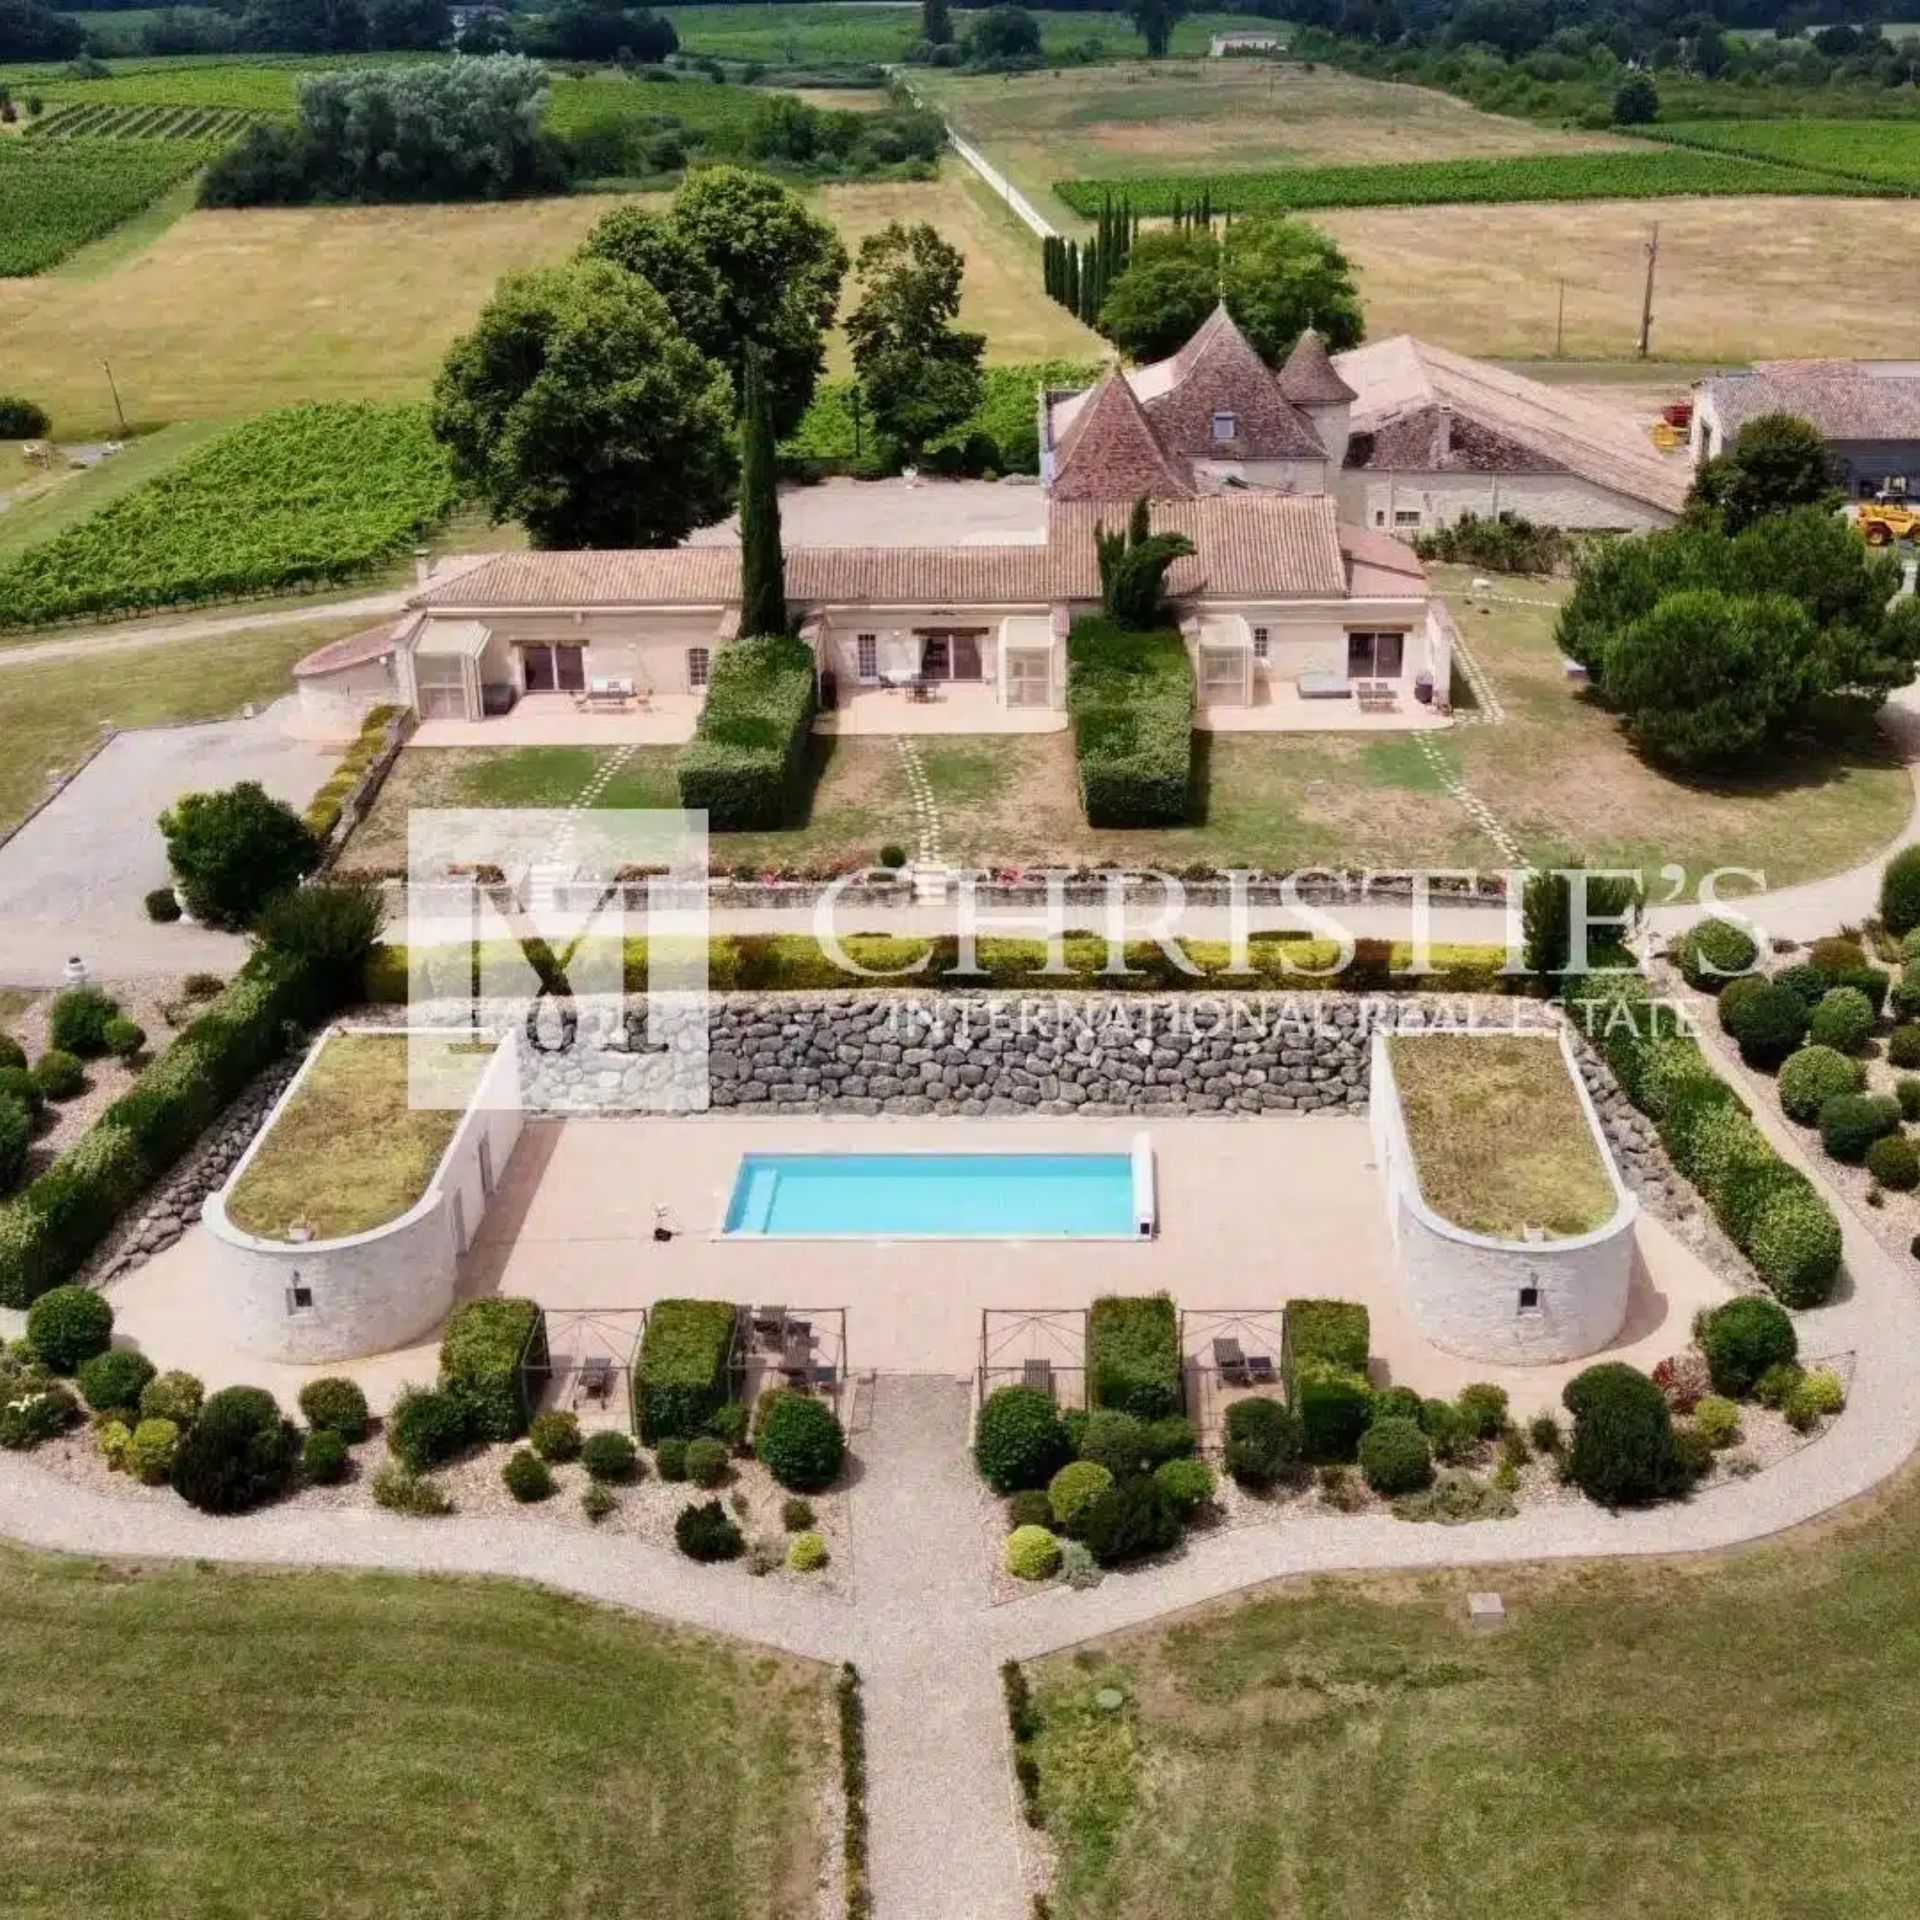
{"left": 1388, "top": 1033, "right": 1614, "bottom": 1236}
{"left": 225, "top": 1031, "right": 482, "bottom": 1240}
{"left": 0, "top": 1545, "right": 829, "bottom": 1920}
{"left": 0, "top": 611, "right": 373, "bottom": 836}
{"left": 1024, "top": 1471, "right": 1920, "bottom": 1918}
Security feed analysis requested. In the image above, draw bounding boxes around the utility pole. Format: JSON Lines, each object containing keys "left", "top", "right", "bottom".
{"left": 1636, "top": 224, "right": 1659, "bottom": 361}
{"left": 1554, "top": 279, "right": 1565, "bottom": 359}
{"left": 100, "top": 358, "right": 128, "bottom": 438}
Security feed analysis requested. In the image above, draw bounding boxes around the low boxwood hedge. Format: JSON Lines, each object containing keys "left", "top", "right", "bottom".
{"left": 1065, "top": 615, "right": 1194, "bottom": 827}
{"left": 1285, "top": 1299, "right": 1371, "bottom": 1374}
{"left": 1086, "top": 1293, "right": 1181, "bottom": 1420}
{"left": 635, "top": 1298, "right": 737, "bottom": 1442}
{"left": 1777, "top": 1045, "right": 1864, "bottom": 1124}
{"left": 675, "top": 634, "right": 817, "bottom": 832}
{"left": 438, "top": 1296, "right": 546, "bottom": 1442}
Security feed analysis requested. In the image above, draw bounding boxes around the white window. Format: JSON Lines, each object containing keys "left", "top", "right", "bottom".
{"left": 856, "top": 633, "right": 878, "bottom": 682}
{"left": 1251, "top": 626, "right": 1270, "bottom": 662}
{"left": 1211, "top": 411, "right": 1237, "bottom": 444}
{"left": 687, "top": 647, "right": 711, "bottom": 689}
{"left": 1394, "top": 509, "right": 1422, "bottom": 529}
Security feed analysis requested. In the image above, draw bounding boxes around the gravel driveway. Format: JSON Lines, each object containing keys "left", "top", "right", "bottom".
{"left": 0, "top": 699, "right": 334, "bottom": 987}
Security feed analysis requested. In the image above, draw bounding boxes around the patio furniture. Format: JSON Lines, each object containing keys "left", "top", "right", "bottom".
{"left": 1356, "top": 680, "right": 1399, "bottom": 714}
{"left": 578, "top": 1355, "right": 615, "bottom": 1404}
{"left": 908, "top": 679, "right": 937, "bottom": 704}
{"left": 1245, "top": 1352, "right": 1278, "bottom": 1385}
{"left": 786, "top": 1317, "right": 813, "bottom": 1344}
{"left": 583, "top": 676, "right": 636, "bottom": 712}
{"left": 1213, "top": 1335, "right": 1250, "bottom": 1386}
{"left": 1296, "top": 670, "right": 1350, "bottom": 700}
{"left": 779, "top": 1337, "right": 815, "bottom": 1383}
{"left": 751, "top": 1305, "right": 786, "bottom": 1346}
{"left": 1022, "top": 1357, "right": 1056, "bottom": 1399}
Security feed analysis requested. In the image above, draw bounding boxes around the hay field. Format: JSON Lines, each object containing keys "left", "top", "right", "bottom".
{"left": 1322, "top": 195, "right": 1920, "bottom": 361}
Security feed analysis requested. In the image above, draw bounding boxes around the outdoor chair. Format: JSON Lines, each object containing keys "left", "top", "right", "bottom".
{"left": 1212, "top": 1336, "right": 1251, "bottom": 1387}
{"left": 1357, "top": 680, "right": 1399, "bottom": 713}
{"left": 779, "top": 1338, "right": 815, "bottom": 1384}
{"left": 751, "top": 1305, "right": 786, "bottom": 1345}
{"left": 1244, "top": 1352, "right": 1278, "bottom": 1385}
{"left": 578, "top": 1355, "right": 615, "bottom": 1404}
{"left": 1022, "top": 1357, "right": 1056, "bottom": 1399}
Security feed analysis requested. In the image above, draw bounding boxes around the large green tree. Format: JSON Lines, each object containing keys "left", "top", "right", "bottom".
{"left": 738, "top": 348, "right": 787, "bottom": 638}
{"left": 845, "top": 220, "right": 985, "bottom": 463}
{"left": 1688, "top": 412, "right": 1842, "bottom": 534}
{"left": 580, "top": 168, "right": 848, "bottom": 437}
{"left": 1128, "top": 0, "right": 1188, "bottom": 57}
{"left": 1096, "top": 214, "right": 1362, "bottom": 365}
{"left": 431, "top": 258, "right": 737, "bottom": 549}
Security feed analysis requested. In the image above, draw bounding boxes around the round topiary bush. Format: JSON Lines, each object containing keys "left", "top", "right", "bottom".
{"left": 502, "top": 1447, "right": 554, "bottom": 1502}
{"left": 655, "top": 1436, "right": 689, "bottom": 1481}
{"left": 1082, "top": 1476, "right": 1182, "bottom": 1567}
{"left": 1819, "top": 1091, "right": 1901, "bottom": 1162}
{"left": 1004, "top": 1523, "right": 1062, "bottom": 1580}
{"left": 1773, "top": 962, "right": 1829, "bottom": 1008}
{"left": 1222, "top": 1397, "right": 1301, "bottom": 1489}
{"left": 1778, "top": 1045, "right": 1865, "bottom": 1123}
{"left": 0, "top": 1095, "right": 29, "bottom": 1192}
{"left": 302, "top": 1426, "right": 349, "bottom": 1484}
{"left": 1673, "top": 916, "right": 1759, "bottom": 990}
{"left": 1749, "top": 1187, "right": 1844, "bottom": 1307}
{"left": 0, "top": 1064, "right": 41, "bottom": 1119}
{"left": 973, "top": 1386, "right": 1068, "bottom": 1493}
{"left": 581, "top": 1429, "right": 638, "bottom": 1483}
{"left": 75, "top": 1347, "right": 155, "bottom": 1415}
{"left": 171, "top": 1385, "right": 297, "bottom": 1513}
{"left": 26, "top": 1284, "right": 113, "bottom": 1372}
{"left": 297, "top": 1376, "right": 369, "bottom": 1441}
{"left": 1008, "top": 1488, "right": 1053, "bottom": 1528}
{"left": 1560, "top": 1363, "right": 1681, "bottom": 1507}
{"left": 675, "top": 1498, "right": 744, "bottom": 1562}
{"left": 1808, "top": 985, "right": 1876, "bottom": 1055}
{"left": 1140, "top": 1414, "right": 1198, "bottom": 1465}
{"left": 1893, "top": 1025, "right": 1920, "bottom": 1071}
{"left": 101, "top": 1017, "right": 147, "bottom": 1062}
{"left": 685, "top": 1435, "right": 730, "bottom": 1488}
{"left": 31, "top": 1049, "right": 85, "bottom": 1101}
{"left": 140, "top": 1369, "right": 203, "bottom": 1427}
{"left": 530, "top": 1408, "right": 583, "bottom": 1463}
{"left": 48, "top": 986, "right": 119, "bottom": 1059}
{"left": 1881, "top": 844, "right": 1920, "bottom": 936}
{"left": 1868, "top": 1130, "right": 1920, "bottom": 1191}
{"left": 1151, "top": 1455, "right": 1216, "bottom": 1516}
{"left": 1716, "top": 972, "right": 1769, "bottom": 1036}
{"left": 1047, "top": 1459, "right": 1114, "bottom": 1534}
{"left": 1699, "top": 1296, "right": 1799, "bottom": 1396}
{"left": 787, "top": 1530, "right": 829, "bottom": 1572}
{"left": 757, "top": 1391, "right": 845, "bottom": 1491}
{"left": 123, "top": 1416, "right": 180, "bottom": 1485}
{"left": 1369, "top": 1385, "right": 1423, "bottom": 1425}
{"left": 1359, "top": 1417, "right": 1435, "bottom": 1495}
{"left": 386, "top": 1386, "right": 470, "bottom": 1472}
{"left": 0, "top": 1034, "right": 23, "bottom": 1072}
{"left": 1076, "top": 1409, "right": 1149, "bottom": 1477}
{"left": 144, "top": 887, "right": 181, "bottom": 924}
{"left": 1693, "top": 1395, "right": 1741, "bottom": 1449}
{"left": 1725, "top": 983, "right": 1809, "bottom": 1070}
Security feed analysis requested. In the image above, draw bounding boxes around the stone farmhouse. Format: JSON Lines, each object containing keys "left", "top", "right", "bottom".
{"left": 1692, "top": 359, "right": 1920, "bottom": 499}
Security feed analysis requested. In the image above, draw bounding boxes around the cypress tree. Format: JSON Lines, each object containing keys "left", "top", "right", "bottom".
{"left": 737, "top": 346, "right": 786, "bottom": 639}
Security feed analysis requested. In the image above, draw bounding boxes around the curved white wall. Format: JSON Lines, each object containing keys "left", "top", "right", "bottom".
{"left": 1369, "top": 1028, "right": 1637, "bottom": 1365}
{"left": 202, "top": 1028, "right": 524, "bottom": 1364}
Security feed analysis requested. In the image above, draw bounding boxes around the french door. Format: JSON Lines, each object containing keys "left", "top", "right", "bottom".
{"left": 918, "top": 630, "right": 985, "bottom": 681}
{"left": 521, "top": 644, "right": 586, "bottom": 693}
{"left": 1346, "top": 631, "right": 1406, "bottom": 680}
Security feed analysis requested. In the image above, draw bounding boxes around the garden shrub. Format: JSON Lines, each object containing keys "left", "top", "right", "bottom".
{"left": 1725, "top": 982, "right": 1808, "bottom": 1069}
{"left": 634, "top": 1298, "right": 736, "bottom": 1442}
{"left": 31, "top": 1050, "right": 85, "bottom": 1100}
{"left": 0, "top": 1035, "right": 21, "bottom": 1072}
{"left": 158, "top": 781, "right": 319, "bottom": 931}
{"left": 1671, "top": 1425, "right": 1715, "bottom": 1482}
{"left": 1778, "top": 1045, "right": 1864, "bottom": 1123}
{"left": 1561, "top": 1363, "right": 1681, "bottom": 1507}
{"left": 25, "top": 1283, "right": 113, "bottom": 1371}
{"left": 502, "top": 1447, "right": 554, "bottom": 1502}
{"left": 1651, "top": 1352, "right": 1711, "bottom": 1413}
{"left": 1391, "top": 1468, "right": 1518, "bottom": 1525}
{"left": 1754, "top": 1361, "right": 1805, "bottom": 1409}
{"left": 1082, "top": 1475, "right": 1181, "bottom": 1567}
{"left": 1286, "top": 1298, "right": 1371, "bottom": 1373}
{"left": 1749, "top": 1187, "right": 1843, "bottom": 1306}
{"left": 0, "top": 396, "right": 49, "bottom": 437}
{"left": 1086, "top": 1293, "right": 1181, "bottom": 1419}
{"left": 1773, "top": 962, "right": 1828, "bottom": 1008}
{"left": 787, "top": 1530, "right": 829, "bottom": 1572}
{"left": 0, "top": 1382, "right": 78, "bottom": 1450}
{"left": 75, "top": 1347, "right": 154, "bottom": 1414}
{"left": 0, "top": 1098, "right": 31, "bottom": 1194}
{"left": 782, "top": 1496, "right": 815, "bottom": 1532}
{"left": 1047, "top": 1459, "right": 1114, "bottom": 1534}
{"left": 1716, "top": 972, "right": 1767, "bottom": 1036}
{"left": 144, "top": 886, "right": 181, "bottom": 923}
{"left": 302, "top": 1426, "right": 349, "bottom": 1484}
{"left": 48, "top": 987, "right": 120, "bottom": 1059}
{"left": 974, "top": 1386, "right": 1068, "bottom": 1492}
{"left": 1880, "top": 844, "right": 1920, "bottom": 936}
{"left": 707, "top": 1399, "right": 750, "bottom": 1450}
{"left": 1699, "top": 1297, "right": 1798, "bottom": 1396}
{"left": 1360, "top": 1417, "right": 1435, "bottom": 1495}
{"left": 1787, "top": 1366, "right": 1846, "bottom": 1427}
{"left": 101, "top": 1018, "right": 147, "bottom": 1061}
{"left": 1152, "top": 1455, "right": 1215, "bottom": 1516}
{"left": 685, "top": 1435, "right": 731, "bottom": 1488}
{"left": 1292, "top": 1357, "right": 1373, "bottom": 1463}
{"left": 1064, "top": 615, "right": 1194, "bottom": 826}
{"left": 1529, "top": 1412, "right": 1562, "bottom": 1453}
{"left": 1004, "top": 1524, "right": 1062, "bottom": 1580}
{"left": 1222, "top": 1396, "right": 1300, "bottom": 1489}
{"left": 97, "top": 1419, "right": 131, "bottom": 1468}
{"left": 1419, "top": 1397, "right": 1474, "bottom": 1465}
{"left": 675, "top": 1498, "right": 745, "bottom": 1561}
{"left": 1808, "top": 936, "right": 1866, "bottom": 976}
{"left": 123, "top": 1415, "right": 180, "bottom": 1484}
{"left": 655, "top": 1436, "right": 689, "bottom": 1481}
{"left": 1059, "top": 1538, "right": 1101, "bottom": 1589}
{"left": 1839, "top": 964, "right": 1891, "bottom": 1015}
{"left": 1456, "top": 1383, "right": 1509, "bottom": 1440}
{"left": 1868, "top": 1131, "right": 1920, "bottom": 1191}
{"left": 1899, "top": 1076, "right": 1920, "bottom": 1122}
{"left": 1808, "top": 986, "right": 1875, "bottom": 1054}
{"left": 171, "top": 1385, "right": 298, "bottom": 1513}
{"left": 141, "top": 1369, "right": 203, "bottom": 1427}
{"left": 581, "top": 1429, "right": 638, "bottom": 1483}
{"left": 582, "top": 1482, "right": 619, "bottom": 1523}
{"left": 386, "top": 1385, "right": 470, "bottom": 1471}
{"left": 438, "top": 1296, "right": 545, "bottom": 1442}
{"left": 1139, "top": 1414, "right": 1197, "bottom": 1464}
{"left": 757, "top": 1391, "right": 845, "bottom": 1490}
{"left": 675, "top": 634, "right": 817, "bottom": 830}
{"left": 1008, "top": 1488, "right": 1052, "bottom": 1528}
{"left": 372, "top": 1462, "right": 452, "bottom": 1515}
{"left": 1076, "top": 1409, "right": 1150, "bottom": 1477}
{"left": 530, "top": 1408, "right": 583, "bottom": 1463}
{"left": 1894, "top": 1024, "right": 1920, "bottom": 1070}
{"left": 297, "top": 1376, "right": 369, "bottom": 1441}
{"left": 0, "top": 1065, "right": 41, "bottom": 1119}
{"left": 1369, "top": 1385, "right": 1423, "bottom": 1425}
{"left": 1818, "top": 1091, "right": 1900, "bottom": 1162}
{"left": 1672, "top": 916, "right": 1758, "bottom": 989}
{"left": 1693, "top": 1395, "right": 1741, "bottom": 1448}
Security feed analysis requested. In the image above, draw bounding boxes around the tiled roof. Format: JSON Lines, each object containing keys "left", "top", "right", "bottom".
{"left": 1049, "top": 365, "right": 1195, "bottom": 502}
{"left": 292, "top": 621, "right": 403, "bottom": 679}
{"left": 412, "top": 495, "right": 1361, "bottom": 613}
{"left": 1336, "top": 335, "right": 1689, "bottom": 514}
{"left": 1145, "top": 305, "right": 1328, "bottom": 461}
{"left": 1277, "top": 327, "right": 1357, "bottom": 406}
{"left": 1339, "top": 524, "right": 1428, "bottom": 599}
{"left": 1707, "top": 362, "right": 1920, "bottom": 443}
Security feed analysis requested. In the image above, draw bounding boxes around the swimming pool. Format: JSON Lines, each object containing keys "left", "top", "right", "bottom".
{"left": 722, "top": 1146, "right": 1153, "bottom": 1239}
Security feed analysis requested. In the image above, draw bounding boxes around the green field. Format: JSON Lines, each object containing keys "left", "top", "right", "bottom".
{"left": 28, "top": 99, "right": 260, "bottom": 138}
{"left": 0, "top": 136, "right": 217, "bottom": 274}
{"left": 1655, "top": 116, "right": 1920, "bottom": 188}
{"left": 1055, "top": 145, "right": 1907, "bottom": 213}
{"left": 0, "top": 1544, "right": 829, "bottom": 1920}
{"left": 0, "top": 50, "right": 428, "bottom": 107}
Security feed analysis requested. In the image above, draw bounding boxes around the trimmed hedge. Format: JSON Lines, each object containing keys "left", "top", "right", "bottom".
{"left": 1285, "top": 1299, "right": 1371, "bottom": 1374}
{"left": 757, "top": 1391, "right": 845, "bottom": 1491}
{"left": 1723, "top": 981, "right": 1808, "bottom": 1069}
{"left": 975, "top": 1385, "right": 1070, "bottom": 1492}
{"left": 438, "top": 1296, "right": 546, "bottom": 1442}
{"left": 1358, "top": 1416, "right": 1434, "bottom": 1495}
{"left": 1283, "top": 1299, "right": 1373, "bottom": 1464}
{"left": 1064, "top": 615, "right": 1194, "bottom": 828}
{"left": 675, "top": 633, "right": 817, "bottom": 832}
{"left": 1086, "top": 1293, "right": 1181, "bottom": 1420}
{"left": 1881, "top": 844, "right": 1920, "bottom": 937}
{"left": 635, "top": 1298, "right": 737, "bottom": 1443}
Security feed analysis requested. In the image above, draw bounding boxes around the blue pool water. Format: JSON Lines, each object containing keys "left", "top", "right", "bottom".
{"left": 722, "top": 1152, "right": 1138, "bottom": 1238}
